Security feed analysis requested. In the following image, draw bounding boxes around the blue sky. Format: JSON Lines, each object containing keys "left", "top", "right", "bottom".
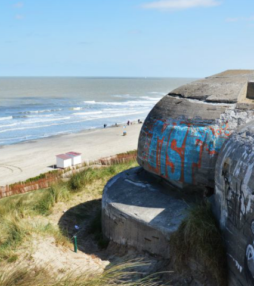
{"left": 1, "top": 0, "right": 254, "bottom": 77}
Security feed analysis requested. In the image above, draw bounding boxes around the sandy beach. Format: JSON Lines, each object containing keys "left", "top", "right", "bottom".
{"left": 0, "top": 124, "right": 142, "bottom": 186}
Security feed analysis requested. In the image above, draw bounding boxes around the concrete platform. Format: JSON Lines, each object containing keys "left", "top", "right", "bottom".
{"left": 102, "top": 167, "right": 198, "bottom": 258}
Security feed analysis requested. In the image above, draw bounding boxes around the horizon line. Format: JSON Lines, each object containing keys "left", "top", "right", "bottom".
{"left": 0, "top": 75, "right": 199, "bottom": 79}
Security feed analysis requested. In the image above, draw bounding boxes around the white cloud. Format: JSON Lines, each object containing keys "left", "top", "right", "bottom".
{"left": 142, "top": 0, "right": 221, "bottom": 11}
{"left": 225, "top": 17, "right": 239, "bottom": 22}
{"left": 15, "top": 14, "right": 24, "bottom": 20}
{"left": 246, "top": 16, "right": 254, "bottom": 21}
{"left": 226, "top": 16, "right": 254, "bottom": 23}
{"left": 13, "top": 2, "right": 24, "bottom": 8}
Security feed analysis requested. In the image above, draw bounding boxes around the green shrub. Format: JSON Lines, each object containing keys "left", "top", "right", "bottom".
{"left": 34, "top": 183, "right": 70, "bottom": 215}
{"left": 0, "top": 215, "right": 29, "bottom": 261}
{"left": 68, "top": 160, "right": 138, "bottom": 193}
{"left": 34, "top": 191, "right": 55, "bottom": 215}
{"left": 170, "top": 203, "right": 227, "bottom": 286}
{"left": 68, "top": 172, "right": 85, "bottom": 192}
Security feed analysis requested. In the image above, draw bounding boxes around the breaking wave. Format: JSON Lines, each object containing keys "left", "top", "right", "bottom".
{"left": 0, "top": 92, "right": 164, "bottom": 145}
{"left": 0, "top": 116, "right": 12, "bottom": 121}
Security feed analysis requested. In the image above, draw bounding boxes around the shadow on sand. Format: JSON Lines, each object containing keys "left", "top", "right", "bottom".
{"left": 58, "top": 199, "right": 108, "bottom": 258}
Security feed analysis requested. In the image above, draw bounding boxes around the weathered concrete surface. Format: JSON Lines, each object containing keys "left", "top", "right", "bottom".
{"left": 102, "top": 167, "right": 196, "bottom": 258}
{"left": 138, "top": 70, "right": 254, "bottom": 188}
{"left": 214, "top": 121, "right": 254, "bottom": 286}
{"left": 171, "top": 70, "right": 254, "bottom": 102}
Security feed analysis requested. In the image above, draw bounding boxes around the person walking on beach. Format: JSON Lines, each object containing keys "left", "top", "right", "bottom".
{"left": 127, "top": 120, "right": 130, "bottom": 126}
{"left": 123, "top": 125, "right": 127, "bottom": 136}
{"left": 104, "top": 124, "right": 107, "bottom": 128}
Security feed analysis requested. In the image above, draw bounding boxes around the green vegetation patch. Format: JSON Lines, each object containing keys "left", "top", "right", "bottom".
{"left": 0, "top": 155, "right": 138, "bottom": 264}
{"left": 117, "top": 150, "right": 137, "bottom": 156}
{"left": 0, "top": 155, "right": 144, "bottom": 286}
{"left": 170, "top": 202, "right": 227, "bottom": 286}
{"left": 68, "top": 161, "right": 137, "bottom": 193}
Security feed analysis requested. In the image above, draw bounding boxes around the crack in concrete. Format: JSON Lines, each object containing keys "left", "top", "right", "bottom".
{"left": 167, "top": 93, "right": 235, "bottom": 105}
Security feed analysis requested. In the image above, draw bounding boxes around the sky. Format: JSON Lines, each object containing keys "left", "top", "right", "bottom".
{"left": 1, "top": 0, "right": 254, "bottom": 77}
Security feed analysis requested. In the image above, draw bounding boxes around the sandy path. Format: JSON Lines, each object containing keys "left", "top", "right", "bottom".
{"left": 0, "top": 124, "right": 142, "bottom": 186}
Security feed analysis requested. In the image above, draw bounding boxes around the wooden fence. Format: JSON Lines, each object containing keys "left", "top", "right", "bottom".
{"left": 0, "top": 153, "right": 137, "bottom": 199}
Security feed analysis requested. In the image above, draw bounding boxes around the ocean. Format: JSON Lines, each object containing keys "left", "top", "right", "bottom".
{"left": 0, "top": 77, "right": 194, "bottom": 146}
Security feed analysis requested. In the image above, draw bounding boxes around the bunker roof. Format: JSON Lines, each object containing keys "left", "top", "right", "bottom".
{"left": 170, "top": 70, "right": 254, "bottom": 103}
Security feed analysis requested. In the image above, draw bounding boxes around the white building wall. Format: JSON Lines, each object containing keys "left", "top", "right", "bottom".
{"left": 56, "top": 157, "right": 72, "bottom": 168}
{"left": 72, "top": 155, "right": 82, "bottom": 166}
{"left": 64, "top": 158, "right": 72, "bottom": 168}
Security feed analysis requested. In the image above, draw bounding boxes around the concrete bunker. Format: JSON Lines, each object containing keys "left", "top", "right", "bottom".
{"left": 215, "top": 122, "right": 254, "bottom": 286}
{"left": 137, "top": 70, "right": 254, "bottom": 188}
{"left": 247, "top": 81, "right": 254, "bottom": 100}
{"left": 102, "top": 70, "right": 254, "bottom": 286}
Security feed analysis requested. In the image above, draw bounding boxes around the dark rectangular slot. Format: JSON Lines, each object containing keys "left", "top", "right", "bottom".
{"left": 247, "top": 82, "right": 254, "bottom": 99}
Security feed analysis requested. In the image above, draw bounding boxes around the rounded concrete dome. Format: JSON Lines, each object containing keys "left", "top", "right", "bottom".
{"left": 137, "top": 70, "right": 254, "bottom": 188}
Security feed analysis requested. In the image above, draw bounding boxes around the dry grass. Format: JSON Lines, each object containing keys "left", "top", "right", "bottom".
{"left": 0, "top": 157, "right": 143, "bottom": 285}
{"left": 170, "top": 202, "right": 227, "bottom": 286}
{"left": 0, "top": 261, "right": 164, "bottom": 286}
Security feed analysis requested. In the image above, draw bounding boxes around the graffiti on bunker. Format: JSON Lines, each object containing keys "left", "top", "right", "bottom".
{"left": 216, "top": 136, "right": 254, "bottom": 285}
{"left": 140, "top": 118, "right": 232, "bottom": 184}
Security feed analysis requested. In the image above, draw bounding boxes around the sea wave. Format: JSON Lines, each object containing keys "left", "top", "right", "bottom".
{"left": 73, "top": 111, "right": 103, "bottom": 116}
{"left": 83, "top": 100, "right": 159, "bottom": 106}
{"left": 19, "top": 108, "right": 62, "bottom": 114}
{"left": 112, "top": 94, "right": 136, "bottom": 98}
{"left": 21, "top": 116, "right": 71, "bottom": 124}
{"left": 70, "top": 107, "right": 82, "bottom": 111}
{"left": 12, "top": 115, "right": 29, "bottom": 119}
{"left": 84, "top": 101, "right": 96, "bottom": 104}
{"left": 12, "top": 114, "right": 55, "bottom": 119}
{"left": 0, "top": 116, "right": 12, "bottom": 121}
{"left": 0, "top": 120, "right": 76, "bottom": 134}
{"left": 0, "top": 95, "right": 160, "bottom": 143}
{"left": 0, "top": 109, "right": 149, "bottom": 134}
{"left": 0, "top": 123, "right": 20, "bottom": 128}
{"left": 83, "top": 109, "right": 150, "bottom": 121}
{"left": 0, "top": 116, "right": 71, "bottom": 131}
{"left": 140, "top": 96, "right": 162, "bottom": 101}
{"left": 148, "top": 91, "right": 166, "bottom": 95}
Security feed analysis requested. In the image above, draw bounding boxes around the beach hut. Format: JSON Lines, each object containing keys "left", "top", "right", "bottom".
{"left": 66, "top": 152, "right": 82, "bottom": 166}
{"left": 56, "top": 154, "right": 72, "bottom": 169}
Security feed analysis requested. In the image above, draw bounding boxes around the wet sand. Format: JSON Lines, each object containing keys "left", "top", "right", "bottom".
{"left": 0, "top": 124, "right": 142, "bottom": 186}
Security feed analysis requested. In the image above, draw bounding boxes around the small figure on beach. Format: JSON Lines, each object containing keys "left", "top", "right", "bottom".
{"left": 123, "top": 125, "right": 127, "bottom": 136}
{"left": 127, "top": 121, "right": 130, "bottom": 126}
{"left": 104, "top": 124, "right": 107, "bottom": 128}
{"left": 138, "top": 119, "right": 142, "bottom": 124}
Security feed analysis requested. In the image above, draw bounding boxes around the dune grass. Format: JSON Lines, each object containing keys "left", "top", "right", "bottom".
{"left": 0, "top": 160, "right": 137, "bottom": 217}
{"left": 169, "top": 202, "right": 227, "bottom": 286}
{"left": 68, "top": 164, "right": 132, "bottom": 192}
{"left": 0, "top": 261, "right": 163, "bottom": 286}
{"left": 0, "top": 157, "right": 140, "bottom": 284}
